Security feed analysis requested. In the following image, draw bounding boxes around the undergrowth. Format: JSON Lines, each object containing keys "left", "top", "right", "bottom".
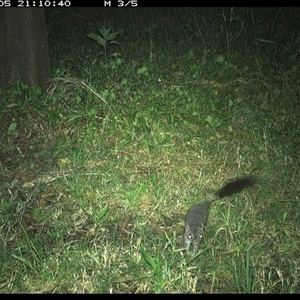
{"left": 0, "top": 7, "right": 299, "bottom": 293}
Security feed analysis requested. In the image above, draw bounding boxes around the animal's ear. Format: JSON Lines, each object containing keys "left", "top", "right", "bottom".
{"left": 186, "top": 224, "right": 193, "bottom": 234}
{"left": 184, "top": 224, "right": 192, "bottom": 239}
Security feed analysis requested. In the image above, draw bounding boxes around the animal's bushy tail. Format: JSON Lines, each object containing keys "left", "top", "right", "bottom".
{"left": 216, "top": 176, "right": 257, "bottom": 199}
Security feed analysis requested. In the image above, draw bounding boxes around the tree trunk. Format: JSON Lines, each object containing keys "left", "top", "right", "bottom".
{"left": 0, "top": 8, "right": 51, "bottom": 92}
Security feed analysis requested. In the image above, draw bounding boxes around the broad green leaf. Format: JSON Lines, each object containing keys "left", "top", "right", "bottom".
{"left": 137, "top": 67, "right": 148, "bottom": 75}
{"left": 109, "top": 41, "right": 120, "bottom": 45}
{"left": 107, "top": 32, "right": 119, "bottom": 41}
{"left": 100, "top": 27, "right": 111, "bottom": 38}
{"left": 87, "top": 33, "right": 99, "bottom": 41}
{"left": 8, "top": 122, "right": 17, "bottom": 134}
{"left": 96, "top": 36, "right": 107, "bottom": 47}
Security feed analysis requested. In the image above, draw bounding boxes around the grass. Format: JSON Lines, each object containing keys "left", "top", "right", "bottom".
{"left": 0, "top": 7, "right": 300, "bottom": 293}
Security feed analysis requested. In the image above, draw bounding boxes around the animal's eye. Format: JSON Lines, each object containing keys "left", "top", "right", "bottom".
{"left": 198, "top": 233, "right": 202, "bottom": 239}
{"left": 188, "top": 233, "right": 193, "bottom": 240}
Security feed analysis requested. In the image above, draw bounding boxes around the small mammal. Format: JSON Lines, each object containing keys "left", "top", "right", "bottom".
{"left": 183, "top": 176, "right": 257, "bottom": 254}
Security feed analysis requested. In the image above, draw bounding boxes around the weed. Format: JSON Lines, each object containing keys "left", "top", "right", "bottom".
{"left": 87, "top": 27, "right": 121, "bottom": 61}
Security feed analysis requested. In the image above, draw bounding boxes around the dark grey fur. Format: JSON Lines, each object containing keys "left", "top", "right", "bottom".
{"left": 184, "top": 176, "right": 257, "bottom": 254}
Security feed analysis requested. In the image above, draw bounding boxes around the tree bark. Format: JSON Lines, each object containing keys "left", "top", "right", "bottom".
{"left": 0, "top": 8, "right": 51, "bottom": 92}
